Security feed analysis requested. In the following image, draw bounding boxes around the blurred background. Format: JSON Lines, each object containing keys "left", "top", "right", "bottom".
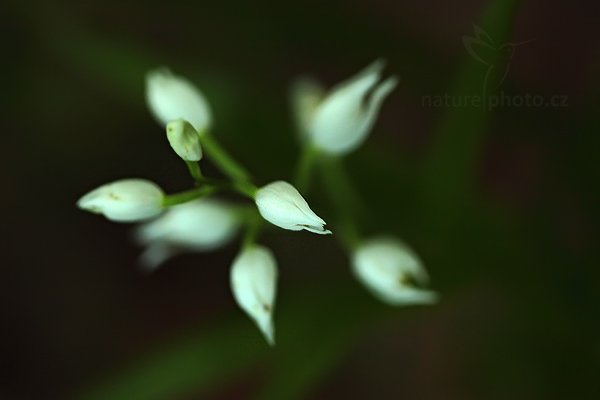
{"left": 2, "top": 0, "right": 599, "bottom": 399}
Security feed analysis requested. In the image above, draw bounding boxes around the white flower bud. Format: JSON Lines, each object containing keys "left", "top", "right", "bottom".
{"left": 352, "top": 237, "right": 437, "bottom": 305}
{"left": 255, "top": 181, "right": 331, "bottom": 235}
{"left": 135, "top": 199, "right": 240, "bottom": 271}
{"left": 146, "top": 68, "right": 212, "bottom": 133}
{"left": 166, "top": 119, "right": 202, "bottom": 161}
{"left": 230, "top": 245, "right": 278, "bottom": 345}
{"left": 300, "top": 59, "right": 398, "bottom": 155}
{"left": 77, "top": 179, "right": 164, "bottom": 222}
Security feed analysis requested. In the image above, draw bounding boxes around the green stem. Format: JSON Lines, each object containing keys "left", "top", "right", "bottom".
{"left": 194, "top": 177, "right": 257, "bottom": 199}
{"left": 336, "top": 219, "right": 361, "bottom": 251}
{"left": 185, "top": 161, "right": 203, "bottom": 183}
{"left": 231, "top": 180, "right": 258, "bottom": 199}
{"left": 320, "top": 156, "right": 363, "bottom": 215}
{"left": 318, "top": 156, "right": 363, "bottom": 250}
{"left": 294, "top": 145, "right": 320, "bottom": 192}
{"left": 199, "top": 133, "right": 251, "bottom": 183}
{"left": 162, "top": 186, "right": 215, "bottom": 207}
{"left": 242, "top": 213, "right": 263, "bottom": 250}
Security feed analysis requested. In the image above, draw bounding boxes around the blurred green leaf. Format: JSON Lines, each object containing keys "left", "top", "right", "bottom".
{"left": 421, "top": 0, "right": 521, "bottom": 222}
{"left": 75, "top": 319, "right": 265, "bottom": 400}
{"left": 74, "top": 278, "right": 386, "bottom": 400}
{"left": 254, "top": 281, "right": 380, "bottom": 400}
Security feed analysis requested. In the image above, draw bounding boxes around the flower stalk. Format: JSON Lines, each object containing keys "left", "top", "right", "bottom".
{"left": 162, "top": 186, "right": 215, "bottom": 207}
{"left": 317, "top": 156, "right": 362, "bottom": 249}
{"left": 294, "top": 144, "right": 320, "bottom": 192}
{"left": 186, "top": 161, "right": 203, "bottom": 183}
{"left": 199, "top": 132, "right": 251, "bottom": 183}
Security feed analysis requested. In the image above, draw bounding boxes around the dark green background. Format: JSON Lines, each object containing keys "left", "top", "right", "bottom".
{"left": 3, "top": 0, "right": 599, "bottom": 399}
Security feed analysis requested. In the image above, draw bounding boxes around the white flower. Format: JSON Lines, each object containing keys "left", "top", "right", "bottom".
{"left": 255, "top": 181, "right": 331, "bottom": 235}
{"left": 135, "top": 199, "right": 240, "bottom": 271}
{"left": 166, "top": 119, "right": 202, "bottom": 161}
{"left": 146, "top": 68, "right": 212, "bottom": 133}
{"left": 352, "top": 237, "right": 437, "bottom": 305}
{"left": 295, "top": 59, "right": 398, "bottom": 155}
{"left": 77, "top": 179, "right": 164, "bottom": 222}
{"left": 230, "top": 245, "right": 278, "bottom": 345}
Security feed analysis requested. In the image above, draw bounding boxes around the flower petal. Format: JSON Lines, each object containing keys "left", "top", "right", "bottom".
{"left": 77, "top": 179, "right": 164, "bottom": 222}
{"left": 230, "top": 246, "right": 278, "bottom": 345}
{"left": 255, "top": 181, "right": 331, "bottom": 235}
{"left": 309, "top": 59, "right": 395, "bottom": 155}
{"left": 146, "top": 68, "right": 212, "bottom": 133}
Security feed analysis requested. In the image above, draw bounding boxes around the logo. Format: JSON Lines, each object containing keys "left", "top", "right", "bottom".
{"left": 420, "top": 26, "right": 567, "bottom": 110}
{"left": 462, "top": 24, "right": 532, "bottom": 94}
